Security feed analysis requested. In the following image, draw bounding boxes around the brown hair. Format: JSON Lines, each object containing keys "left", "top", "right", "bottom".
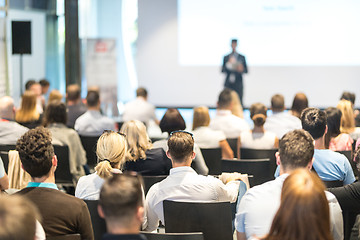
{"left": 43, "top": 101, "right": 67, "bottom": 127}
{"left": 337, "top": 99, "right": 355, "bottom": 134}
{"left": 250, "top": 102, "right": 267, "bottom": 127}
{"left": 136, "top": 87, "right": 148, "bottom": 98}
{"left": 217, "top": 88, "right": 233, "bottom": 109}
{"left": 291, "top": 93, "right": 308, "bottom": 119}
{"left": 15, "top": 90, "right": 40, "bottom": 123}
{"left": 192, "top": 106, "right": 210, "bottom": 130}
{"left": 167, "top": 131, "right": 194, "bottom": 163}
{"left": 159, "top": 108, "right": 186, "bottom": 134}
{"left": 271, "top": 94, "right": 285, "bottom": 112}
{"left": 264, "top": 169, "right": 332, "bottom": 240}
{"left": 48, "top": 89, "right": 63, "bottom": 103}
{"left": 66, "top": 84, "right": 81, "bottom": 101}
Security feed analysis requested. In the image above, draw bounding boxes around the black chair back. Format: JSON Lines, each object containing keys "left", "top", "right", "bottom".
{"left": 226, "top": 138, "right": 238, "bottom": 158}
{"left": 47, "top": 234, "right": 81, "bottom": 240}
{"left": 0, "top": 144, "right": 16, "bottom": 172}
{"left": 141, "top": 232, "right": 204, "bottom": 240}
{"left": 337, "top": 150, "right": 360, "bottom": 179}
{"left": 221, "top": 158, "right": 271, "bottom": 187}
{"left": 143, "top": 175, "right": 167, "bottom": 196}
{"left": 240, "top": 148, "right": 278, "bottom": 179}
{"left": 79, "top": 136, "right": 100, "bottom": 169}
{"left": 323, "top": 180, "right": 344, "bottom": 188}
{"left": 53, "top": 145, "right": 73, "bottom": 185}
{"left": 200, "top": 148, "right": 222, "bottom": 175}
{"left": 84, "top": 200, "right": 107, "bottom": 240}
{"left": 163, "top": 200, "right": 232, "bottom": 240}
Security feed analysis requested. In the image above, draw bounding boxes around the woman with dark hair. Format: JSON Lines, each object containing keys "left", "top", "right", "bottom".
{"left": 43, "top": 101, "right": 86, "bottom": 182}
{"left": 325, "top": 107, "right": 353, "bottom": 151}
{"left": 152, "top": 108, "right": 209, "bottom": 175}
{"left": 290, "top": 92, "right": 308, "bottom": 119}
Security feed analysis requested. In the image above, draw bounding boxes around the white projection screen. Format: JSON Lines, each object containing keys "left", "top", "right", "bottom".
{"left": 137, "top": 0, "right": 360, "bottom": 108}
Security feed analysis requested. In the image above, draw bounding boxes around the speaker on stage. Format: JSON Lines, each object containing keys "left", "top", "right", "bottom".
{"left": 12, "top": 21, "right": 32, "bottom": 54}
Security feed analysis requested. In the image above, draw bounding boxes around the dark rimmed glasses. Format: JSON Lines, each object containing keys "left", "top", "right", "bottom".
{"left": 103, "top": 130, "right": 127, "bottom": 138}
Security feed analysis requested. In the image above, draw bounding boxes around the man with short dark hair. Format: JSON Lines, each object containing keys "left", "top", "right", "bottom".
{"left": 264, "top": 94, "right": 302, "bottom": 138}
{"left": 66, "top": 84, "right": 87, "bottom": 128}
{"left": 16, "top": 127, "right": 94, "bottom": 239}
{"left": 98, "top": 174, "right": 146, "bottom": 240}
{"left": 75, "top": 90, "right": 116, "bottom": 136}
{"left": 235, "top": 130, "right": 343, "bottom": 240}
{"left": 210, "top": 88, "right": 249, "bottom": 138}
{"left": 145, "top": 131, "right": 243, "bottom": 231}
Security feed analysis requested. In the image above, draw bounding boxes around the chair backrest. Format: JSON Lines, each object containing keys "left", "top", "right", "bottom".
{"left": 240, "top": 148, "right": 278, "bottom": 179}
{"left": 141, "top": 232, "right": 204, "bottom": 240}
{"left": 226, "top": 138, "right": 238, "bottom": 158}
{"left": 47, "top": 234, "right": 81, "bottom": 240}
{"left": 53, "top": 145, "right": 72, "bottom": 184}
{"left": 142, "top": 175, "right": 167, "bottom": 196}
{"left": 79, "top": 136, "right": 100, "bottom": 169}
{"left": 323, "top": 180, "right": 344, "bottom": 188}
{"left": 0, "top": 144, "right": 16, "bottom": 172}
{"left": 84, "top": 200, "right": 107, "bottom": 240}
{"left": 163, "top": 200, "right": 233, "bottom": 240}
{"left": 336, "top": 150, "right": 360, "bottom": 180}
{"left": 200, "top": 148, "right": 222, "bottom": 175}
{"left": 8, "top": 150, "right": 31, "bottom": 189}
{"left": 221, "top": 158, "right": 271, "bottom": 187}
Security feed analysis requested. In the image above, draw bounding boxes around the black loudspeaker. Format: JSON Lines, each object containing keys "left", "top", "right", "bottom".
{"left": 12, "top": 21, "right": 32, "bottom": 54}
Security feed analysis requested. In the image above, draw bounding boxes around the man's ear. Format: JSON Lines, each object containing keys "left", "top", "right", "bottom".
{"left": 191, "top": 151, "right": 196, "bottom": 160}
{"left": 166, "top": 151, "right": 171, "bottom": 159}
{"left": 97, "top": 205, "right": 105, "bottom": 219}
{"left": 275, "top": 152, "right": 281, "bottom": 166}
{"left": 307, "top": 158, "right": 314, "bottom": 170}
{"left": 52, "top": 155, "right": 58, "bottom": 167}
{"left": 136, "top": 206, "right": 144, "bottom": 223}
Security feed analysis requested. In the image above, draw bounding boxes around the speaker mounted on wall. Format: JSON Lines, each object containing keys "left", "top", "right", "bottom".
{"left": 12, "top": 21, "right": 32, "bottom": 54}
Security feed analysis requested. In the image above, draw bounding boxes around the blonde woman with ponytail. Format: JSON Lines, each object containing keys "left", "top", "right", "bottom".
{"left": 75, "top": 130, "right": 127, "bottom": 200}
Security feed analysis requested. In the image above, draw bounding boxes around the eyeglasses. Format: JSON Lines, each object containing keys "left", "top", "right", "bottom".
{"left": 103, "top": 130, "right": 127, "bottom": 138}
{"left": 169, "top": 130, "right": 193, "bottom": 139}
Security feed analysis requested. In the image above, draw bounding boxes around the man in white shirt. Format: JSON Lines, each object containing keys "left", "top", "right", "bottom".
{"left": 210, "top": 88, "right": 249, "bottom": 138}
{"left": 235, "top": 129, "right": 343, "bottom": 240}
{"left": 122, "top": 87, "right": 159, "bottom": 125}
{"left": 264, "top": 94, "right": 302, "bottom": 139}
{"left": 145, "top": 131, "right": 242, "bottom": 231}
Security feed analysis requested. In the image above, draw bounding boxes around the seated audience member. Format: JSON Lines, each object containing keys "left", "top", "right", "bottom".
{"left": 122, "top": 87, "right": 159, "bottom": 125}
{"left": 16, "top": 90, "right": 42, "bottom": 129}
{"left": 235, "top": 130, "right": 343, "bottom": 240}
{"left": 209, "top": 88, "right": 249, "bottom": 138}
{"left": 337, "top": 99, "right": 360, "bottom": 140}
{"left": 29, "top": 82, "right": 44, "bottom": 114}
{"left": 145, "top": 131, "right": 243, "bottom": 231}
{"left": 230, "top": 89, "right": 244, "bottom": 118}
{"left": 192, "top": 106, "right": 233, "bottom": 159}
{"left": 340, "top": 91, "right": 360, "bottom": 128}
{"left": 66, "top": 84, "right": 87, "bottom": 128}
{"left": 264, "top": 94, "right": 302, "bottom": 139}
{"left": 39, "top": 79, "right": 50, "bottom": 106}
{"left": 75, "top": 130, "right": 127, "bottom": 200}
{"left": 0, "top": 157, "right": 9, "bottom": 190}
{"left": 239, "top": 103, "right": 278, "bottom": 156}
{"left": 0, "top": 96, "right": 28, "bottom": 144}
{"left": 261, "top": 169, "right": 333, "bottom": 240}
{"left": 25, "top": 79, "right": 36, "bottom": 90}
{"left": 43, "top": 101, "right": 86, "bottom": 182}
{"left": 289, "top": 92, "right": 308, "bottom": 119}
{"left": 153, "top": 108, "right": 209, "bottom": 175}
{"left": 121, "top": 120, "right": 171, "bottom": 176}
{"left": 75, "top": 90, "right": 116, "bottom": 136}
{"left": 325, "top": 107, "right": 353, "bottom": 151}
{"left": 98, "top": 174, "right": 146, "bottom": 240}
{"left": 48, "top": 89, "right": 63, "bottom": 103}
{"left": 16, "top": 127, "right": 94, "bottom": 239}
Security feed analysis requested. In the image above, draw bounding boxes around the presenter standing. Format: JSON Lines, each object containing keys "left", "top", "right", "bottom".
{"left": 222, "top": 39, "right": 248, "bottom": 106}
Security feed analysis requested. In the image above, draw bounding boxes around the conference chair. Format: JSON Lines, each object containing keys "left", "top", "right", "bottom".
{"left": 79, "top": 135, "right": 100, "bottom": 170}
{"left": 0, "top": 144, "right": 16, "bottom": 172}
{"left": 84, "top": 200, "right": 107, "bottom": 240}
{"left": 53, "top": 145, "right": 73, "bottom": 185}
{"left": 142, "top": 175, "right": 167, "bottom": 196}
{"left": 163, "top": 200, "right": 233, "bottom": 240}
{"left": 221, "top": 158, "right": 271, "bottom": 187}
{"left": 337, "top": 150, "right": 360, "bottom": 179}
{"left": 141, "top": 232, "right": 204, "bottom": 240}
{"left": 226, "top": 138, "right": 238, "bottom": 158}
{"left": 47, "top": 234, "right": 81, "bottom": 240}
{"left": 323, "top": 180, "right": 344, "bottom": 188}
{"left": 200, "top": 148, "right": 222, "bottom": 175}
{"left": 240, "top": 148, "right": 278, "bottom": 179}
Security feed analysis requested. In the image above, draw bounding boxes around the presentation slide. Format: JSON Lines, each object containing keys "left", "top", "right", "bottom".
{"left": 178, "top": 0, "right": 360, "bottom": 66}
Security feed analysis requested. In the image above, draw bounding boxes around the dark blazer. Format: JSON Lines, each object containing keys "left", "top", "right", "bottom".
{"left": 222, "top": 52, "right": 248, "bottom": 87}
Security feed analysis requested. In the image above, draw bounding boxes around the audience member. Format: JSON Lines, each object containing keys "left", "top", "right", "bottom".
{"left": 325, "top": 107, "right": 353, "bottom": 151}
{"left": 230, "top": 89, "right": 244, "bottom": 118}
{"left": 337, "top": 99, "right": 360, "bottom": 140}
{"left": 75, "top": 90, "right": 116, "bottom": 136}
{"left": 25, "top": 79, "right": 36, "bottom": 90}
{"left": 48, "top": 89, "right": 63, "bottom": 103}
{"left": 43, "top": 101, "right": 86, "bottom": 182}
{"left": 290, "top": 92, "right": 308, "bottom": 119}
{"left": 121, "top": 120, "right": 171, "bottom": 176}
{"left": 16, "top": 90, "right": 42, "bottom": 129}
{"left": 264, "top": 94, "right": 302, "bottom": 138}
{"left": 145, "top": 131, "right": 243, "bottom": 231}
{"left": 261, "top": 169, "right": 333, "bottom": 240}
{"left": 98, "top": 174, "right": 146, "bottom": 240}
{"left": 210, "top": 88, "right": 249, "bottom": 138}
{"left": 122, "top": 87, "right": 159, "bottom": 125}
{"left": 29, "top": 82, "right": 44, "bottom": 114}
{"left": 0, "top": 157, "right": 9, "bottom": 190}
{"left": 341, "top": 91, "right": 356, "bottom": 106}
{"left": 66, "top": 84, "right": 87, "bottom": 128}
{"left": 39, "top": 79, "right": 50, "bottom": 96}
{"left": 16, "top": 127, "right": 94, "bottom": 239}
{"left": 0, "top": 96, "right": 28, "bottom": 144}
{"left": 235, "top": 129, "right": 343, "bottom": 240}
{"left": 153, "top": 108, "right": 208, "bottom": 175}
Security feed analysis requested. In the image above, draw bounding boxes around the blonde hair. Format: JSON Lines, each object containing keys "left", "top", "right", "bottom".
{"left": 337, "top": 99, "right": 355, "bottom": 134}
{"left": 95, "top": 131, "right": 128, "bottom": 179}
{"left": 120, "top": 120, "right": 152, "bottom": 161}
{"left": 48, "top": 89, "right": 63, "bottom": 103}
{"left": 15, "top": 91, "right": 39, "bottom": 123}
{"left": 230, "top": 90, "right": 244, "bottom": 118}
{"left": 192, "top": 106, "right": 210, "bottom": 130}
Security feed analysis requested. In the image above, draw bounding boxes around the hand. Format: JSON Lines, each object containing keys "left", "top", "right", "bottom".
{"left": 236, "top": 64, "right": 244, "bottom": 72}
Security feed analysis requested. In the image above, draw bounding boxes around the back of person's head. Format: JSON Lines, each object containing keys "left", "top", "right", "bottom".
{"left": 217, "top": 88, "right": 233, "bottom": 109}
{"left": 25, "top": 80, "right": 36, "bottom": 90}
{"left": 95, "top": 131, "right": 128, "bottom": 179}
{"left": 167, "top": 131, "right": 194, "bottom": 163}
{"left": 271, "top": 94, "right": 285, "bottom": 112}
{"left": 48, "top": 90, "right": 63, "bottom": 103}
{"left": 279, "top": 130, "right": 314, "bottom": 172}
{"left": 16, "top": 90, "right": 39, "bottom": 123}
{"left": 66, "top": 84, "right": 81, "bottom": 101}
{"left": 192, "top": 106, "right": 210, "bottom": 130}
{"left": 159, "top": 108, "right": 186, "bottom": 134}
{"left": 0, "top": 96, "right": 15, "bottom": 120}
{"left": 230, "top": 90, "right": 244, "bottom": 118}
{"left": 250, "top": 103, "right": 267, "bottom": 127}
{"left": 337, "top": 99, "right": 355, "bottom": 134}
{"left": 43, "top": 101, "right": 67, "bottom": 127}
{"left": 86, "top": 90, "right": 100, "bottom": 108}
{"left": 291, "top": 93, "right": 308, "bottom": 118}
{"left": 324, "top": 107, "right": 342, "bottom": 149}
{"left": 120, "top": 120, "right": 152, "bottom": 161}
{"left": 99, "top": 173, "right": 143, "bottom": 228}
{"left": 136, "top": 87, "right": 148, "bottom": 98}
{"left": 16, "top": 127, "right": 54, "bottom": 178}
{"left": 340, "top": 91, "right": 355, "bottom": 105}
{"left": 0, "top": 195, "right": 40, "bottom": 240}
{"left": 39, "top": 79, "right": 50, "bottom": 87}
{"left": 265, "top": 169, "right": 331, "bottom": 240}
{"left": 301, "top": 108, "right": 327, "bottom": 140}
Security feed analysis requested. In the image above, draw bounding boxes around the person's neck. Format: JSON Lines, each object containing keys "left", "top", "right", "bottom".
{"left": 67, "top": 99, "right": 80, "bottom": 106}
{"left": 31, "top": 173, "right": 55, "bottom": 184}
{"left": 252, "top": 126, "right": 264, "bottom": 133}
{"left": 88, "top": 106, "right": 100, "bottom": 111}
{"left": 272, "top": 110, "right": 284, "bottom": 114}
{"left": 314, "top": 137, "right": 326, "bottom": 150}
{"left": 172, "top": 158, "right": 192, "bottom": 169}
{"left": 106, "top": 222, "right": 140, "bottom": 235}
